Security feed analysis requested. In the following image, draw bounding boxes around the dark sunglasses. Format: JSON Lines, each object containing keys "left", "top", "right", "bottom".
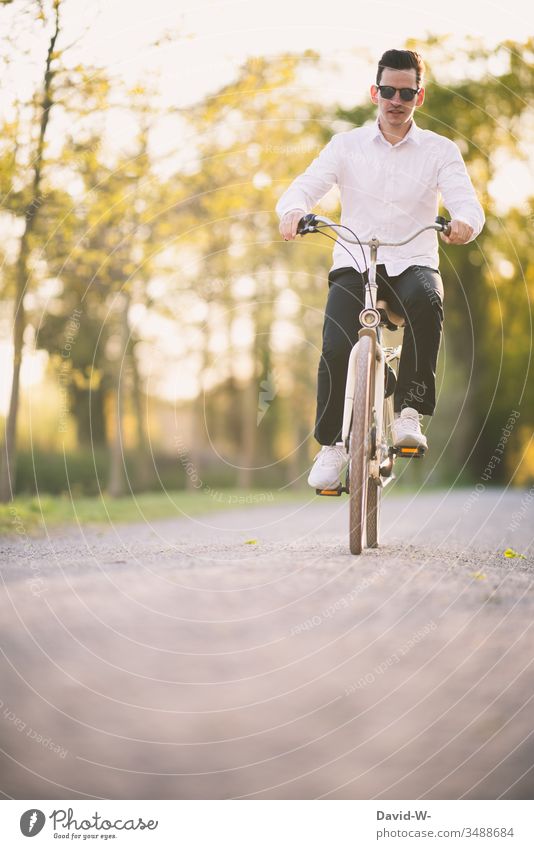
{"left": 377, "top": 85, "right": 420, "bottom": 102}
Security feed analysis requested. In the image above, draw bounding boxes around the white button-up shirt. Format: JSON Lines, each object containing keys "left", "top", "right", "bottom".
{"left": 275, "top": 119, "right": 485, "bottom": 276}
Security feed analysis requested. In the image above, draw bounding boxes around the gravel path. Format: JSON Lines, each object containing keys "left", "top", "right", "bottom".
{"left": 0, "top": 488, "right": 533, "bottom": 800}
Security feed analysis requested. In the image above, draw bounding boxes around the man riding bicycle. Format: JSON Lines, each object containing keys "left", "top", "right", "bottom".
{"left": 276, "top": 49, "right": 484, "bottom": 490}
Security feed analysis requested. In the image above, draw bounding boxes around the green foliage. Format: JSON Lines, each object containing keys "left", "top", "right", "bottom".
{"left": 14, "top": 448, "right": 185, "bottom": 496}
{"left": 13, "top": 446, "right": 293, "bottom": 496}
{"left": 0, "top": 487, "right": 304, "bottom": 534}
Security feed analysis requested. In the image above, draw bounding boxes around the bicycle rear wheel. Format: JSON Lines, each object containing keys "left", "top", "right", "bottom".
{"left": 349, "top": 333, "right": 374, "bottom": 555}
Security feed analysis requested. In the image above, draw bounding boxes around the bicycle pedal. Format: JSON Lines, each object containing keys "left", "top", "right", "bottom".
{"left": 315, "top": 486, "right": 348, "bottom": 496}
{"left": 394, "top": 445, "right": 426, "bottom": 458}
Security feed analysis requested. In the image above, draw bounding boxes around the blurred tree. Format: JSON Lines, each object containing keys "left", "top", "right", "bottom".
{"left": 35, "top": 82, "right": 173, "bottom": 495}
{"left": 0, "top": 0, "right": 63, "bottom": 502}
{"left": 175, "top": 52, "right": 336, "bottom": 487}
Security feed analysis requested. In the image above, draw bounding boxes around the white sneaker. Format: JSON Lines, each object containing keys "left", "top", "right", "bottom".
{"left": 391, "top": 407, "right": 428, "bottom": 449}
{"left": 308, "top": 445, "right": 348, "bottom": 489}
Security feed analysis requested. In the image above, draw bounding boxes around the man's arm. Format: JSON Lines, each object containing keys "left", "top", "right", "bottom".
{"left": 437, "top": 141, "right": 485, "bottom": 246}
{"left": 276, "top": 135, "right": 341, "bottom": 240}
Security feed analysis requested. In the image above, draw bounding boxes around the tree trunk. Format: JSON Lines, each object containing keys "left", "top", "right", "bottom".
{"left": 238, "top": 291, "right": 274, "bottom": 489}
{"left": 107, "top": 385, "right": 125, "bottom": 498}
{"left": 0, "top": 1, "right": 61, "bottom": 502}
{"left": 72, "top": 384, "right": 107, "bottom": 447}
{"left": 0, "top": 255, "right": 26, "bottom": 500}
{"left": 185, "top": 301, "right": 212, "bottom": 491}
{"left": 129, "top": 341, "right": 153, "bottom": 490}
{"left": 237, "top": 374, "right": 257, "bottom": 488}
{"left": 108, "top": 295, "right": 129, "bottom": 498}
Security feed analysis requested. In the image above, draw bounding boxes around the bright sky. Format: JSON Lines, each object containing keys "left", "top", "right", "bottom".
{"left": 73, "top": 0, "right": 529, "bottom": 100}
{"left": 52, "top": 0, "right": 534, "bottom": 211}
{"left": 2, "top": 0, "right": 533, "bottom": 412}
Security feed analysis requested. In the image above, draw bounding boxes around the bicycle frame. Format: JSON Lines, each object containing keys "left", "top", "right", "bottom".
{"left": 294, "top": 212, "right": 450, "bottom": 551}
{"left": 309, "top": 215, "right": 447, "bottom": 479}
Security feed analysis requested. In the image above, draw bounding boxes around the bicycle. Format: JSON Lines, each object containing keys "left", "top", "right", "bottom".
{"left": 296, "top": 214, "right": 451, "bottom": 555}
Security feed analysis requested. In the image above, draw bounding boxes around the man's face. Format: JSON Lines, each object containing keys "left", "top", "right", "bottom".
{"left": 370, "top": 67, "right": 425, "bottom": 131}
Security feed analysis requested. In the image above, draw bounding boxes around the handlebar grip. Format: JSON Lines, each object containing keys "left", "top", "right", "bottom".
{"left": 296, "top": 213, "right": 317, "bottom": 235}
{"left": 435, "top": 215, "right": 451, "bottom": 236}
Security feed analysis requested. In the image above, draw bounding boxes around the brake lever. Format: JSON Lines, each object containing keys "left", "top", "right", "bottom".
{"left": 296, "top": 213, "right": 318, "bottom": 235}
{"left": 435, "top": 215, "right": 451, "bottom": 237}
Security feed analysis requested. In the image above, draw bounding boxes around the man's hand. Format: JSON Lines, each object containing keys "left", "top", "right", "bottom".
{"left": 279, "top": 209, "right": 305, "bottom": 241}
{"left": 440, "top": 219, "right": 474, "bottom": 245}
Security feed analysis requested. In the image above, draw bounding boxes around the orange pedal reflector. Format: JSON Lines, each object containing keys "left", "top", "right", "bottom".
{"left": 395, "top": 445, "right": 426, "bottom": 458}
{"left": 316, "top": 487, "right": 345, "bottom": 496}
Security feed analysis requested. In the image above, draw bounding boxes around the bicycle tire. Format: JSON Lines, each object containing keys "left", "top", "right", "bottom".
{"left": 366, "top": 478, "right": 380, "bottom": 548}
{"left": 367, "top": 376, "right": 400, "bottom": 548}
{"left": 349, "top": 333, "right": 374, "bottom": 555}
{"left": 366, "top": 361, "right": 385, "bottom": 549}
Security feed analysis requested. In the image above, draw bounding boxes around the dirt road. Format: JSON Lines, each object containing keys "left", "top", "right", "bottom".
{"left": 0, "top": 488, "right": 533, "bottom": 799}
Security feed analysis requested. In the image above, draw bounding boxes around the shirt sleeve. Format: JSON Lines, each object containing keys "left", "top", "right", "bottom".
{"left": 437, "top": 141, "right": 485, "bottom": 241}
{"left": 275, "top": 134, "right": 341, "bottom": 220}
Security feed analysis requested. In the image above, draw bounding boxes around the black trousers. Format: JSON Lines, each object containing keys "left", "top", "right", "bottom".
{"left": 315, "top": 264, "right": 444, "bottom": 446}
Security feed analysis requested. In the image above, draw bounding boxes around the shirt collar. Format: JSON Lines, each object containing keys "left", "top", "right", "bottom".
{"left": 371, "top": 118, "right": 422, "bottom": 147}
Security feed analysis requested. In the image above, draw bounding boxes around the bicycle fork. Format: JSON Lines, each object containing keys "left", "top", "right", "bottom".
{"left": 338, "top": 240, "right": 386, "bottom": 480}
{"left": 339, "top": 332, "right": 396, "bottom": 486}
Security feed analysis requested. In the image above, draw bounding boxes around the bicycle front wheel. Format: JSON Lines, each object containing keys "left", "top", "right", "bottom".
{"left": 349, "top": 333, "right": 374, "bottom": 555}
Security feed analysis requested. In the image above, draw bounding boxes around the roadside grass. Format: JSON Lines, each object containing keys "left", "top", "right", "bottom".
{"left": 0, "top": 488, "right": 308, "bottom": 535}
{"left": 0, "top": 483, "right": 488, "bottom": 536}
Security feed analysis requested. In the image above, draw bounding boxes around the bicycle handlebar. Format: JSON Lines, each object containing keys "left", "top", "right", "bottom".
{"left": 296, "top": 214, "right": 451, "bottom": 244}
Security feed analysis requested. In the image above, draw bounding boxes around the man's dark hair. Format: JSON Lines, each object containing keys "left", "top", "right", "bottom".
{"left": 376, "top": 49, "right": 425, "bottom": 87}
